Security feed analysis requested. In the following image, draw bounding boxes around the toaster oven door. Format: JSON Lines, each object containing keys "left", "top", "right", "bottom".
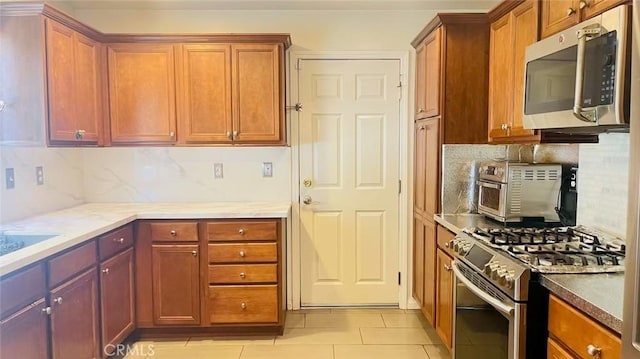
{"left": 478, "top": 180, "right": 506, "bottom": 219}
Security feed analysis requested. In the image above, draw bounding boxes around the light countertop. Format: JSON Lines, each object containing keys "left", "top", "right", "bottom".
{"left": 434, "top": 213, "right": 504, "bottom": 234}
{"left": 0, "top": 202, "right": 291, "bottom": 276}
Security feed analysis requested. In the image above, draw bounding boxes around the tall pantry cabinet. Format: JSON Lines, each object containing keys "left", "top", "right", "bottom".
{"left": 411, "top": 13, "right": 490, "bottom": 350}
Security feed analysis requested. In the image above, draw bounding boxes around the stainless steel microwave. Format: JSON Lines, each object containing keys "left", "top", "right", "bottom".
{"left": 523, "top": 5, "right": 631, "bottom": 133}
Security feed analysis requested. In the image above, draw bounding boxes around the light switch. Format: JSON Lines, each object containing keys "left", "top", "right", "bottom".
{"left": 262, "top": 162, "right": 273, "bottom": 177}
{"left": 213, "top": 163, "right": 224, "bottom": 179}
{"left": 36, "top": 166, "right": 44, "bottom": 185}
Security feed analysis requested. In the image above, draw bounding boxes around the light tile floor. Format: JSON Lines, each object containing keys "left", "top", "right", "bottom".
{"left": 124, "top": 309, "right": 451, "bottom": 359}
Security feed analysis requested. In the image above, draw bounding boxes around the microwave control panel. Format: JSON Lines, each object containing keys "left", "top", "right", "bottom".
{"left": 583, "top": 30, "right": 617, "bottom": 107}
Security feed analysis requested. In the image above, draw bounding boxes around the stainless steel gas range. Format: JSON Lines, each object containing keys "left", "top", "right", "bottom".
{"left": 449, "top": 226, "right": 626, "bottom": 359}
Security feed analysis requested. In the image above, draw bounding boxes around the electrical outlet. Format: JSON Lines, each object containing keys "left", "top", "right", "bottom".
{"left": 36, "top": 166, "right": 44, "bottom": 185}
{"left": 213, "top": 163, "right": 224, "bottom": 179}
{"left": 5, "top": 168, "right": 15, "bottom": 189}
{"left": 262, "top": 162, "right": 273, "bottom": 177}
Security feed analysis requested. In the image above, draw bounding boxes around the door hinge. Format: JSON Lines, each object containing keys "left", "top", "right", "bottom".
{"left": 398, "top": 272, "right": 401, "bottom": 285}
{"left": 398, "top": 180, "right": 402, "bottom": 194}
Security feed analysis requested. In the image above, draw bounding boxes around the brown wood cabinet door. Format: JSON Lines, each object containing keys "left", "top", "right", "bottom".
{"left": 435, "top": 249, "right": 454, "bottom": 351}
{"left": 179, "top": 44, "right": 232, "bottom": 143}
{"left": 231, "top": 44, "right": 282, "bottom": 143}
{"left": 422, "top": 219, "right": 436, "bottom": 326}
{"left": 100, "top": 248, "right": 135, "bottom": 349}
{"left": 415, "top": 44, "right": 427, "bottom": 118}
{"left": 423, "top": 118, "right": 440, "bottom": 218}
{"left": 413, "top": 120, "right": 427, "bottom": 215}
{"left": 0, "top": 299, "right": 49, "bottom": 359}
{"left": 423, "top": 28, "right": 441, "bottom": 119}
{"left": 108, "top": 44, "right": 177, "bottom": 144}
{"left": 488, "top": 13, "right": 513, "bottom": 141}
{"left": 45, "top": 20, "right": 76, "bottom": 142}
{"left": 73, "top": 32, "right": 101, "bottom": 144}
{"left": 541, "top": 0, "right": 580, "bottom": 38}
{"left": 510, "top": 0, "right": 539, "bottom": 139}
{"left": 412, "top": 216, "right": 425, "bottom": 306}
{"left": 50, "top": 268, "right": 100, "bottom": 359}
{"left": 151, "top": 244, "right": 201, "bottom": 325}
{"left": 581, "top": 0, "right": 626, "bottom": 19}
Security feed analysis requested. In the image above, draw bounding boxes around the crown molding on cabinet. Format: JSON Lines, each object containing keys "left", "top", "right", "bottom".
{"left": 411, "top": 13, "right": 489, "bottom": 48}
{"left": 487, "top": 0, "right": 526, "bottom": 21}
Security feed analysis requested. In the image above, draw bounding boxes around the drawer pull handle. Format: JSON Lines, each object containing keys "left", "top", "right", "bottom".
{"left": 239, "top": 250, "right": 246, "bottom": 257}
{"left": 444, "top": 264, "right": 452, "bottom": 272}
{"left": 170, "top": 230, "right": 177, "bottom": 236}
{"left": 445, "top": 241, "right": 451, "bottom": 248}
{"left": 586, "top": 345, "right": 602, "bottom": 356}
{"left": 102, "top": 268, "right": 110, "bottom": 274}
{"left": 42, "top": 307, "right": 52, "bottom": 315}
{"left": 192, "top": 250, "right": 197, "bottom": 257}
{"left": 240, "top": 302, "right": 247, "bottom": 310}
{"left": 239, "top": 272, "right": 246, "bottom": 279}
{"left": 114, "top": 237, "right": 125, "bottom": 244}
{"left": 53, "top": 297, "right": 63, "bottom": 305}
{"left": 238, "top": 229, "right": 245, "bottom": 235}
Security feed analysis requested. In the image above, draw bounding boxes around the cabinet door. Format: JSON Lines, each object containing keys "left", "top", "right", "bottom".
{"left": 45, "top": 20, "right": 76, "bottom": 142}
{"left": 412, "top": 216, "right": 425, "bottom": 306}
{"left": 436, "top": 249, "right": 454, "bottom": 350}
{"left": 423, "top": 28, "right": 441, "bottom": 118}
{"left": 488, "top": 14, "right": 513, "bottom": 141}
{"left": 0, "top": 299, "right": 49, "bottom": 359}
{"left": 413, "top": 121, "right": 427, "bottom": 215}
{"left": 581, "top": 0, "right": 626, "bottom": 19}
{"left": 424, "top": 118, "right": 440, "bottom": 218}
{"left": 510, "top": 0, "right": 539, "bottom": 138}
{"left": 108, "top": 44, "right": 177, "bottom": 144}
{"left": 179, "top": 44, "right": 232, "bottom": 143}
{"left": 73, "top": 32, "right": 101, "bottom": 144}
{"left": 415, "top": 43, "right": 427, "bottom": 118}
{"left": 100, "top": 248, "right": 135, "bottom": 348}
{"left": 231, "top": 44, "right": 282, "bottom": 143}
{"left": 152, "top": 244, "right": 200, "bottom": 325}
{"left": 422, "top": 219, "right": 436, "bottom": 326}
{"left": 50, "top": 268, "right": 100, "bottom": 359}
{"left": 541, "top": 0, "right": 580, "bottom": 38}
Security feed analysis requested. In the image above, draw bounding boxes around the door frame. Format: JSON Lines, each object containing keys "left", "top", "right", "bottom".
{"left": 288, "top": 51, "right": 410, "bottom": 310}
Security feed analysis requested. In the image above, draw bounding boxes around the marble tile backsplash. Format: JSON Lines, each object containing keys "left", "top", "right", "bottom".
{"left": 577, "top": 133, "right": 630, "bottom": 238}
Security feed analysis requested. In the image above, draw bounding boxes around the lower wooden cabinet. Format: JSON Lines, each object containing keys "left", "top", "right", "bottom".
{"left": 209, "top": 285, "right": 278, "bottom": 323}
{"left": 412, "top": 215, "right": 425, "bottom": 307}
{"left": 422, "top": 219, "right": 437, "bottom": 326}
{"left": 0, "top": 299, "right": 49, "bottom": 359}
{"left": 548, "top": 337, "right": 576, "bottom": 359}
{"left": 435, "top": 248, "right": 454, "bottom": 350}
{"left": 100, "top": 247, "right": 135, "bottom": 347}
{"left": 49, "top": 268, "right": 100, "bottom": 359}
{"left": 151, "top": 244, "right": 201, "bottom": 325}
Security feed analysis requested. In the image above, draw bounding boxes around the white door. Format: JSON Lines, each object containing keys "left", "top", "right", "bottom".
{"left": 298, "top": 59, "right": 401, "bottom": 306}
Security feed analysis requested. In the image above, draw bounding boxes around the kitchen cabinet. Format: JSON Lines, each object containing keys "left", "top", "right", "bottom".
{"left": 100, "top": 248, "right": 135, "bottom": 347}
{"left": 412, "top": 217, "right": 425, "bottom": 307}
{"left": 548, "top": 294, "right": 621, "bottom": 359}
{"left": 107, "top": 43, "right": 178, "bottom": 144}
{"left": 0, "top": 299, "right": 50, "bottom": 359}
{"left": 540, "top": 0, "right": 629, "bottom": 38}
{"left": 435, "top": 248, "right": 454, "bottom": 350}
{"left": 178, "top": 43, "right": 284, "bottom": 144}
{"left": 415, "top": 28, "right": 441, "bottom": 119}
{"left": 413, "top": 118, "right": 440, "bottom": 219}
{"left": 422, "top": 219, "right": 437, "bottom": 325}
{"left": 45, "top": 19, "right": 103, "bottom": 145}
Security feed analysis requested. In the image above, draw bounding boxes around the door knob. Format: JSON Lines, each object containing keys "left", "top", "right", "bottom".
{"left": 303, "top": 195, "right": 312, "bottom": 205}
{"left": 303, "top": 179, "right": 313, "bottom": 187}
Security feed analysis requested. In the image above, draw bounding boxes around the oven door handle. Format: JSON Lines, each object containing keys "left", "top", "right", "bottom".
{"left": 452, "top": 261, "right": 515, "bottom": 317}
{"left": 477, "top": 181, "right": 502, "bottom": 190}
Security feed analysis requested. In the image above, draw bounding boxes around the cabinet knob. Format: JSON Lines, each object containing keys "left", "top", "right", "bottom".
{"left": 75, "top": 129, "right": 86, "bottom": 140}
{"left": 445, "top": 241, "right": 451, "bottom": 248}
{"left": 114, "top": 237, "right": 125, "bottom": 244}
{"left": 170, "top": 131, "right": 175, "bottom": 138}
{"left": 232, "top": 130, "right": 238, "bottom": 140}
{"left": 53, "top": 297, "right": 63, "bottom": 305}
{"left": 418, "top": 108, "right": 424, "bottom": 113}
{"left": 579, "top": 0, "right": 589, "bottom": 9}
{"left": 240, "top": 302, "right": 247, "bottom": 310}
{"left": 586, "top": 344, "right": 602, "bottom": 356}
{"left": 239, "top": 250, "right": 246, "bottom": 257}
{"left": 102, "top": 268, "right": 110, "bottom": 274}
{"left": 42, "top": 306, "right": 51, "bottom": 315}
{"left": 226, "top": 131, "right": 232, "bottom": 139}
{"left": 192, "top": 250, "right": 197, "bottom": 257}
{"left": 418, "top": 125, "right": 425, "bottom": 131}
{"left": 444, "top": 264, "right": 452, "bottom": 272}
{"left": 567, "top": 7, "right": 576, "bottom": 16}
{"left": 238, "top": 229, "right": 245, "bottom": 235}
{"left": 170, "top": 230, "right": 177, "bottom": 236}
{"left": 239, "top": 272, "right": 246, "bottom": 279}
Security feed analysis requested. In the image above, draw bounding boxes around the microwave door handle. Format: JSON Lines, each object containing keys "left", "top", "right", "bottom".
{"left": 452, "top": 261, "right": 515, "bottom": 317}
{"left": 573, "top": 24, "right": 602, "bottom": 123}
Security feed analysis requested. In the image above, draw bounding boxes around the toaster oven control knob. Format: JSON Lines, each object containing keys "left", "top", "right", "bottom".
{"left": 505, "top": 275, "right": 515, "bottom": 289}
{"left": 484, "top": 262, "right": 495, "bottom": 275}
{"left": 492, "top": 265, "right": 507, "bottom": 280}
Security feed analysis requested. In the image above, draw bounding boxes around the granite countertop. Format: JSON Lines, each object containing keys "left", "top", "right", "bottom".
{"left": 434, "top": 213, "right": 624, "bottom": 334}
{"left": 0, "top": 202, "right": 291, "bottom": 276}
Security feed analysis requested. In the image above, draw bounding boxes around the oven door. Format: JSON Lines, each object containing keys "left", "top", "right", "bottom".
{"left": 477, "top": 180, "right": 506, "bottom": 220}
{"left": 452, "top": 261, "right": 527, "bottom": 359}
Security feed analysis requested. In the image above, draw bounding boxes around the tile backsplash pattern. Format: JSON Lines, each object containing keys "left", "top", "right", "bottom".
{"left": 577, "top": 133, "right": 630, "bottom": 238}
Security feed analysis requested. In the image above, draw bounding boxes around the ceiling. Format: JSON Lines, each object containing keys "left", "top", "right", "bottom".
{"left": 50, "top": 0, "right": 503, "bottom": 11}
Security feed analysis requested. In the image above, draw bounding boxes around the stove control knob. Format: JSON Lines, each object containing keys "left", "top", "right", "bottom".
{"left": 483, "top": 262, "right": 493, "bottom": 275}
{"left": 452, "top": 240, "right": 461, "bottom": 252}
{"left": 505, "top": 275, "right": 515, "bottom": 289}
{"left": 492, "top": 265, "right": 507, "bottom": 280}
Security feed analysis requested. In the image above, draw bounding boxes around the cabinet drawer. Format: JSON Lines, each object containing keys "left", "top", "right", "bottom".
{"left": 0, "top": 264, "right": 46, "bottom": 319}
{"left": 48, "top": 241, "right": 97, "bottom": 288}
{"left": 99, "top": 225, "right": 133, "bottom": 260}
{"left": 209, "top": 285, "right": 278, "bottom": 323}
{"left": 209, "top": 264, "right": 277, "bottom": 284}
{"left": 207, "top": 220, "right": 278, "bottom": 241}
{"left": 209, "top": 243, "right": 277, "bottom": 263}
{"left": 436, "top": 225, "right": 455, "bottom": 256}
{"left": 548, "top": 337, "right": 576, "bottom": 359}
{"left": 150, "top": 222, "right": 198, "bottom": 242}
{"left": 548, "top": 295, "right": 621, "bottom": 359}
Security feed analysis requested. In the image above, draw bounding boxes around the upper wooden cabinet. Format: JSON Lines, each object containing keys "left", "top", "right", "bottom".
{"left": 45, "top": 19, "right": 103, "bottom": 145}
{"left": 540, "top": 0, "right": 629, "bottom": 38}
{"left": 415, "top": 28, "right": 442, "bottom": 119}
{"left": 178, "top": 43, "right": 284, "bottom": 144}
